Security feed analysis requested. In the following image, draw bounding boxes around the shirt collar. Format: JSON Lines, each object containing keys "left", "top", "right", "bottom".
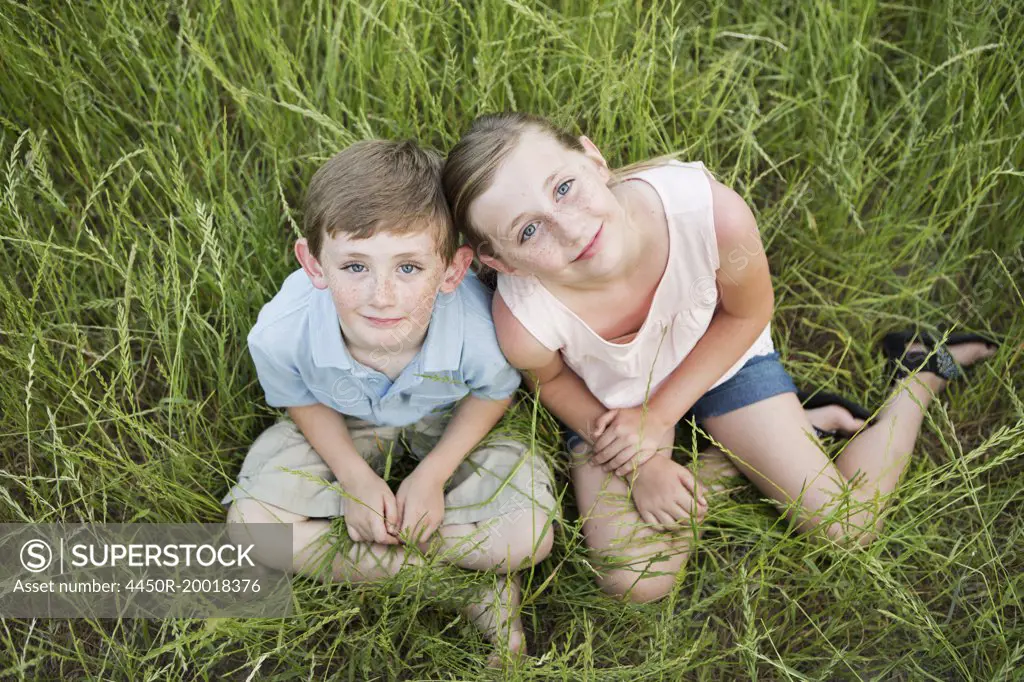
{"left": 420, "top": 289, "right": 463, "bottom": 372}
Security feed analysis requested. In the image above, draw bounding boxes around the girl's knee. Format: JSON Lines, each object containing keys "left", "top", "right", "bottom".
{"left": 591, "top": 544, "right": 691, "bottom": 603}
{"left": 821, "top": 514, "right": 880, "bottom": 547}
{"left": 597, "top": 570, "right": 677, "bottom": 603}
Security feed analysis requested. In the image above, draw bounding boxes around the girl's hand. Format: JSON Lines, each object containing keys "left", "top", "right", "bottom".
{"left": 343, "top": 470, "right": 401, "bottom": 545}
{"left": 395, "top": 465, "right": 447, "bottom": 545}
{"left": 629, "top": 457, "right": 708, "bottom": 531}
{"left": 591, "top": 407, "right": 674, "bottom": 475}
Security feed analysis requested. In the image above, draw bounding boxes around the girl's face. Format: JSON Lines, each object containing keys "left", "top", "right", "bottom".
{"left": 468, "top": 129, "right": 628, "bottom": 283}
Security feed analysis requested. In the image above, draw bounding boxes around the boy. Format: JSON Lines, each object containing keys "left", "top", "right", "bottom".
{"left": 222, "top": 140, "right": 556, "bottom": 656}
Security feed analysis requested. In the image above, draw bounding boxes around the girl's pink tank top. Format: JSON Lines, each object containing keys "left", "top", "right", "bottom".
{"left": 496, "top": 160, "right": 774, "bottom": 410}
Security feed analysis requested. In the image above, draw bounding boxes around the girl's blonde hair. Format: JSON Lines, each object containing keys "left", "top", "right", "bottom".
{"left": 442, "top": 112, "right": 679, "bottom": 262}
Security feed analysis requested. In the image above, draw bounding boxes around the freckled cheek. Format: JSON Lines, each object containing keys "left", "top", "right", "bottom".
{"left": 522, "top": 240, "right": 564, "bottom": 269}
{"left": 400, "top": 278, "right": 442, "bottom": 317}
{"left": 330, "top": 280, "right": 374, "bottom": 314}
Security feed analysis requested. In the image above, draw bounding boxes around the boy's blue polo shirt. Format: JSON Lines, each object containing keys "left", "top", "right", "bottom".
{"left": 247, "top": 269, "right": 521, "bottom": 427}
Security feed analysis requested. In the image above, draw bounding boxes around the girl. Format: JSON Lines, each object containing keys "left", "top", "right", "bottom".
{"left": 442, "top": 113, "right": 998, "bottom": 602}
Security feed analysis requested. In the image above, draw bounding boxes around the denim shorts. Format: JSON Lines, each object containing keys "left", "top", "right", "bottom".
{"left": 564, "top": 351, "right": 797, "bottom": 450}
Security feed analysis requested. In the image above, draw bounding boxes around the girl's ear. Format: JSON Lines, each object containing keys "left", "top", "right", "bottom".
{"left": 439, "top": 245, "right": 474, "bottom": 293}
{"left": 579, "top": 135, "right": 611, "bottom": 182}
{"left": 476, "top": 239, "right": 517, "bottom": 275}
{"left": 295, "top": 238, "right": 329, "bottom": 290}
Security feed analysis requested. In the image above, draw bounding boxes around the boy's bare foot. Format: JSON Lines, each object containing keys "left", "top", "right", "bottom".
{"left": 463, "top": 574, "right": 526, "bottom": 666}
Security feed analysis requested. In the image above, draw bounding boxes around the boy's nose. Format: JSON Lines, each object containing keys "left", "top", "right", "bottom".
{"left": 370, "top": 276, "right": 397, "bottom": 307}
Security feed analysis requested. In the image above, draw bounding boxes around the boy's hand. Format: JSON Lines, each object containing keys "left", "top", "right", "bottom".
{"left": 629, "top": 457, "right": 708, "bottom": 532}
{"left": 395, "top": 465, "right": 446, "bottom": 545}
{"left": 591, "top": 407, "right": 674, "bottom": 475}
{"left": 343, "top": 470, "right": 400, "bottom": 545}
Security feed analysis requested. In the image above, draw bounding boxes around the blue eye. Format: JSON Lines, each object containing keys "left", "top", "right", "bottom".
{"left": 343, "top": 263, "right": 366, "bottom": 273}
{"left": 399, "top": 264, "right": 420, "bottom": 275}
{"left": 520, "top": 223, "right": 537, "bottom": 244}
{"left": 556, "top": 180, "right": 573, "bottom": 196}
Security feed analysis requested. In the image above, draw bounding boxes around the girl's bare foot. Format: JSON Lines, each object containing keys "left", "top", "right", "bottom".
{"left": 887, "top": 338, "right": 997, "bottom": 396}
{"left": 805, "top": 405, "right": 866, "bottom": 436}
{"left": 906, "top": 340, "right": 997, "bottom": 382}
{"left": 463, "top": 574, "right": 526, "bottom": 666}
{"left": 693, "top": 446, "right": 741, "bottom": 496}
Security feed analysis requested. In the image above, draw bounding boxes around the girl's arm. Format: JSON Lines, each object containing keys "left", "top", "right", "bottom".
{"left": 492, "top": 293, "right": 607, "bottom": 445}
{"left": 645, "top": 179, "right": 775, "bottom": 426}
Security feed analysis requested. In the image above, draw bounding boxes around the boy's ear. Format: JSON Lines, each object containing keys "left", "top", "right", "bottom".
{"left": 439, "top": 245, "right": 474, "bottom": 294}
{"left": 579, "top": 135, "right": 611, "bottom": 182}
{"left": 295, "top": 238, "right": 329, "bottom": 290}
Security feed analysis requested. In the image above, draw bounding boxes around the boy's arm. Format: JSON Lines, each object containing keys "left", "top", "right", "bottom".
{"left": 413, "top": 393, "right": 513, "bottom": 481}
{"left": 286, "top": 402, "right": 380, "bottom": 488}
{"left": 492, "top": 293, "right": 607, "bottom": 447}
{"left": 288, "top": 403, "right": 400, "bottom": 544}
{"left": 395, "top": 388, "right": 513, "bottom": 543}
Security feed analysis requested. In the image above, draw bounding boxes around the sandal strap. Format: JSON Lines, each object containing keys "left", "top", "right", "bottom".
{"left": 891, "top": 346, "right": 962, "bottom": 383}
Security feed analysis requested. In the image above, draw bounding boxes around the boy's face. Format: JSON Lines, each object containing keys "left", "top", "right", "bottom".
{"left": 296, "top": 225, "right": 472, "bottom": 357}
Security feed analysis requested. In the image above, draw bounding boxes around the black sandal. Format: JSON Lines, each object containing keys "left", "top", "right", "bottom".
{"left": 880, "top": 329, "right": 998, "bottom": 387}
{"left": 796, "top": 389, "right": 874, "bottom": 439}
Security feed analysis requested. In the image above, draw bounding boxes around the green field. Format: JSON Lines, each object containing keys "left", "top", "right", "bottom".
{"left": 1, "top": 0, "right": 1022, "bottom": 679}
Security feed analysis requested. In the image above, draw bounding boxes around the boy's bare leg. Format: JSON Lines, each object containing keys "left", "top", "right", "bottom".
{"left": 230, "top": 499, "right": 550, "bottom": 659}
{"left": 227, "top": 498, "right": 421, "bottom": 582}
{"left": 414, "top": 512, "right": 553, "bottom": 658}
{"left": 462, "top": 573, "right": 525, "bottom": 665}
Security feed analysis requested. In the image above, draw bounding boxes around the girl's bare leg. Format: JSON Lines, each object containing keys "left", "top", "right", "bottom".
{"left": 702, "top": 340, "right": 996, "bottom": 543}
{"left": 692, "top": 402, "right": 870, "bottom": 490}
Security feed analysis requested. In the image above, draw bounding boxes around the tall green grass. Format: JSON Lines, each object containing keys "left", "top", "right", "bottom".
{"left": 1, "top": 0, "right": 1022, "bottom": 678}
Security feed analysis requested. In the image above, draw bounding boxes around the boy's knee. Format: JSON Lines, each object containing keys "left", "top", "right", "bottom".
{"left": 226, "top": 497, "right": 306, "bottom": 525}
{"left": 498, "top": 515, "right": 555, "bottom": 570}
{"left": 522, "top": 516, "right": 555, "bottom": 565}
{"left": 226, "top": 498, "right": 317, "bottom": 572}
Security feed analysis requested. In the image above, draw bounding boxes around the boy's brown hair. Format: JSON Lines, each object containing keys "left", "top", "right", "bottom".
{"left": 303, "top": 140, "right": 456, "bottom": 262}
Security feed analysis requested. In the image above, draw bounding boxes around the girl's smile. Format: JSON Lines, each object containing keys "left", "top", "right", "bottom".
{"left": 468, "top": 129, "right": 633, "bottom": 284}
{"left": 572, "top": 224, "right": 604, "bottom": 262}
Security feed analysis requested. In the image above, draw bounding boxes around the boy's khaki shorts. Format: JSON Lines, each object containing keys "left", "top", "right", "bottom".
{"left": 221, "top": 411, "right": 557, "bottom": 527}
